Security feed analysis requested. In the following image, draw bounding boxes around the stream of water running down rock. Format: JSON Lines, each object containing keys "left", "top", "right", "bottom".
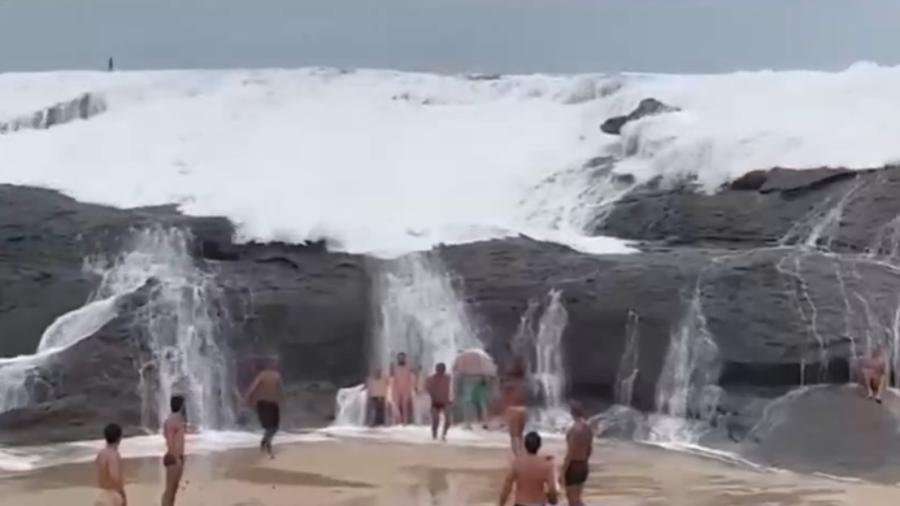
{"left": 334, "top": 253, "right": 479, "bottom": 426}
{"left": 0, "top": 227, "right": 235, "bottom": 430}
{"left": 648, "top": 284, "right": 721, "bottom": 444}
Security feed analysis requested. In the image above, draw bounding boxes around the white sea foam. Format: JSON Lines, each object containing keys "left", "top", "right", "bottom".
{"left": 0, "top": 431, "right": 329, "bottom": 473}
{"left": 3, "top": 64, "right": 899, "bottom": 254}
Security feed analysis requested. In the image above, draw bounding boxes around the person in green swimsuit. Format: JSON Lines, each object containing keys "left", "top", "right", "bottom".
{"left": 470, "top": 377, "right": 489, "bottom": 427}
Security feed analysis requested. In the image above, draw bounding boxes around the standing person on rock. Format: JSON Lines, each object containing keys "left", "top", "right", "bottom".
{"left": 244, "top": 357, "right": 283, "bottom": 457}
{"left": 560, "top": 402, "right": 593, "bottom": 506}
{"left": 391, "top": 352, "right": 416, "bottom": 424}
{"left": 860, "top": 345, "right": 888, "bottom": 404}
{"left": 161, "top": 395, "right": 187, "bottom": 506}
{"left": 426, "top": 362, "right": 453, "bottom": 440}
{"left": 95, "top": 423, "right": 127, "bottom": 506}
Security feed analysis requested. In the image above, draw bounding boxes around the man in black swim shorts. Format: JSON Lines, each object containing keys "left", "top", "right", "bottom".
{"left": 561, "top": 402, "right": 593, "bottom": 506}
{"left": 244, "top": 357, "right": 283, "bottom": 458}
{"left": 426, "top": 363, "right": 452, "bottom": 441}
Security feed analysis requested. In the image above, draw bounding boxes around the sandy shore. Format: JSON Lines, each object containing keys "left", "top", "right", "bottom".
{"left": 0, "top": 431, "right": 899, "bottom": 505}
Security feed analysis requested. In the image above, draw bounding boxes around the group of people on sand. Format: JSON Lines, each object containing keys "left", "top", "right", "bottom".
{"left": 364, "top": 350, "right": 499, "bottom": 437}
{"left": 93, "top": 360, "right": 283, "bottom": 506}
{"left": 365, "top": 350, "right": 595, "bottom": 505}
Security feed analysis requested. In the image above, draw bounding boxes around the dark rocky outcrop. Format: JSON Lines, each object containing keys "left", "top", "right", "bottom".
{"left": 597, "top": 166, "right": 900, "bottom": 252}
{"left": 0, "top": 93, "right": 106, "bottom": 135}
{"left": 600, "top": 98, "right": 680, "bottom": 135}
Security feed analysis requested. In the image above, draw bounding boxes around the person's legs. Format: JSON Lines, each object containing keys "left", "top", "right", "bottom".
{"left": 374, "top": 398, "right": 385, "bottom": 426}
{"left": 863, "top": 370, "right": 875, "bottom": 398}
{"left": 566, "top": 485, "right": 584, "bottom": 506}
{"left": 441, "top": 407, "right": 452, "bottom": 441}
{"left": 161, "top": 460, "right": 183, "bottom": 506}
{"left": 875, "top": 373, "right": 887, "bottom": 403}
{"left": 431, "top": 407, "right": 440, "bottom": 439}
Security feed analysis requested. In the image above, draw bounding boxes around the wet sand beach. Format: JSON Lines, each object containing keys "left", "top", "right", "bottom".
{"left": 0, "top": 432, "right": 899, "bottom": 506}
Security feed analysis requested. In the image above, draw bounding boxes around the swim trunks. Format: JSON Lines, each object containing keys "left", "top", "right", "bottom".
{"left": 256, "top": 400, "right": 281, "bottom": 431}
{"left": 432, "top": 401, "right": 447, "bottom": 410}
{"left": 564, "top": 460, "right": 589, "bottom": 486}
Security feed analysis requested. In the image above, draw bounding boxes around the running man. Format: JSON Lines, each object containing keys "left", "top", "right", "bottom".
{"left": 244, "top": 357, "right": 283, "bottom": 457}
{"left": 366, "top": 368, "right": 388, "bottom": 426}
{"left": 161, "top": 395, "right": 187, "bottom": 506}
{"left": 426, "top": 362, "right": 452, "bottom": 440}
{"left": 561, "top": 402, "right": 593, "bottom": 506}
{"left": 391, "top": 352, "right": 416, "bottom": 425}
{"left": 95, "top": 423, "right": 126, "bottom": 506}
{"left": 498, "top": 431, "right": 559, "bottom": 506}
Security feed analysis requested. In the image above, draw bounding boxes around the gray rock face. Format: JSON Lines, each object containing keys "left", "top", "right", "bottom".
{"left": 597, "top": 166, "right": 900, "bottom": 252}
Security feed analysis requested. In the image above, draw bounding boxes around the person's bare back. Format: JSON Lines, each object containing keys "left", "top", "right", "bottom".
{"left": 248, "top": 369, "right": 283, "bottom": 403}
{"left": 95, "top": 424, "right": 126, "bottom": 506}
{"left": 163, "top": 413, "right": 186, "bottom": 459}
{"left": 499, "top": 432, "right": 558, "bottom": 506}
{"left": 162, "top": 396, "right": 187, "bottom": 506}
{"left": 566, "top": 419, "right": 593, "bottom": 462}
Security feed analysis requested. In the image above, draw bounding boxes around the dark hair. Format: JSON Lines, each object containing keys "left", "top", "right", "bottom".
{"left": 524, "top": 431, "right": 541, "bottom": 454}
{"left": 436, "top": 362, "right": 446, "bottom": 373}
{"left": 170, "top": 395, "right": 185, "bottom": 413}
{"left": 104, "top": 423, "right": 123, "bottom": 444}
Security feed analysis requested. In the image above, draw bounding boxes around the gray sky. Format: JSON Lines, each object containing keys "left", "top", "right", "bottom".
{"left": 1, "top": 0, "right": 899, "bottom": 74}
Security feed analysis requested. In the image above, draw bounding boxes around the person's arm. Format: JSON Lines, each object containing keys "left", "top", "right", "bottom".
{"left": 243, "top": 374, "right": 261, "bottom": 406}
{"left": 560, "top": 431, "right": 573, "bottom": 483}
{"left": 110, "top": 454, "right": 127, "bottom": 506}
{"left": 545, "top": 459, "right": 559, "bottom": 505}
{"left": 497, "top": 466, "right": 515, "bottom": 506}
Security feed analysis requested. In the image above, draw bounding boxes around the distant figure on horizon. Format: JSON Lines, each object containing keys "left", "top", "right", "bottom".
{"left": 561, "top": 402, "right": 593, "bottom": 506}
{"left": 860, "top": 345, "right": 888, "bottom": 404}
{"left": 95, "top": 423, "right": 126, "bottom": 506}
{"left": 426, "top": 362, "right": 452, "bottom": 440}
{"left": 498, "top": 431, "right": 558, "bottom": 506}
{"left": 161, "top": 395, "right": 187, "bottom": 506}
{"left": 244, "top": 357, "right": 283, "bottom": 457}
{"left": 502, "top": 358, "right": 528, "bottom": 454}
{"left": 391, "top": 352, "right": 416, "bottom": 424}
{"left": 366, "top": 368, "right": 388, "bottom": 426}
{"left": 108, "top": 57, "right": 114, "bottom": 72}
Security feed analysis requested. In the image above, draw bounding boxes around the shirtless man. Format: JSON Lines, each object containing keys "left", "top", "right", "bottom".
{"left": 561, "top": 402, "right": 593, "bottom": 506}
{"left": 498, "top": 431, "right": 559, "bottom": 506}
{"left": 503, "top": 360, "right": 528, "bottom": 454}
{"left": 244, "top": 357, "right": 283, "bottom": 457}
{"left": 366, "top": 368, "right": 388, "bottom": 427}
{"left": 95, "top": 423, "right": 126, "bottom": 506}
{"left": 162, "top": 395, "right": 186, "bottom": 506}
{"left": 426, "top": 362, "right": 452, "bottom": 440}
{"left": 861, "top": 345, "right": 888, "bottom": 404}
{"left": 391, "top": 352, "right": 416, "bottom": 425}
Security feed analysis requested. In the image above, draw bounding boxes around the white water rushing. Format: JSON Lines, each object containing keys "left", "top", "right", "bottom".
{"left": 648, "top": 285, "right": 721, "bottom": 445}
{"left": 334, "top": 252, "right": 479, "bottom": 426}
{"left": 7, "top": 65, "right": 900, "bottom": 257}
{"left": 513, "top": 290, "right": 570, "bottom": 431}
{"left": 0, "top": 228, "right": 234, "bottom": 430}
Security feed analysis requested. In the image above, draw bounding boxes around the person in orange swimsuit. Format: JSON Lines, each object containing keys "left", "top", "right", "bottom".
{"left": 503, "top": 359, "right": 528, "bottom": 454}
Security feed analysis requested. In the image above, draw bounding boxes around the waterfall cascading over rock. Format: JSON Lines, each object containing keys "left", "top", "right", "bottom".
{"left": 511, "top": 289, "right": 570, "bottom": 431}
{"left": 615, "top": 309, "right": 641, "bottom": 407}
{"left": 0, "top": 227, "right": 236, "bottom": 431}
{"left": 648, "top": 283, "right": 721, "bottom": 444}
{"left": 334, "top": 252, "right": 479, "bottom": 426}
{"left": 87, "top": 227, "right": 236, "bottom": 430}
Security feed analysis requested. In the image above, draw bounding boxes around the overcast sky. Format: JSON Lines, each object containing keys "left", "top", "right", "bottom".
{"left": 1, "top": 0, "right": 899, "bottom": 74}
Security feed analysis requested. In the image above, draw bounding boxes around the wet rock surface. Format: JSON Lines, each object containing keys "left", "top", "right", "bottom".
{"left": 4, "top": 166, "right": 900, "bottom": 481}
